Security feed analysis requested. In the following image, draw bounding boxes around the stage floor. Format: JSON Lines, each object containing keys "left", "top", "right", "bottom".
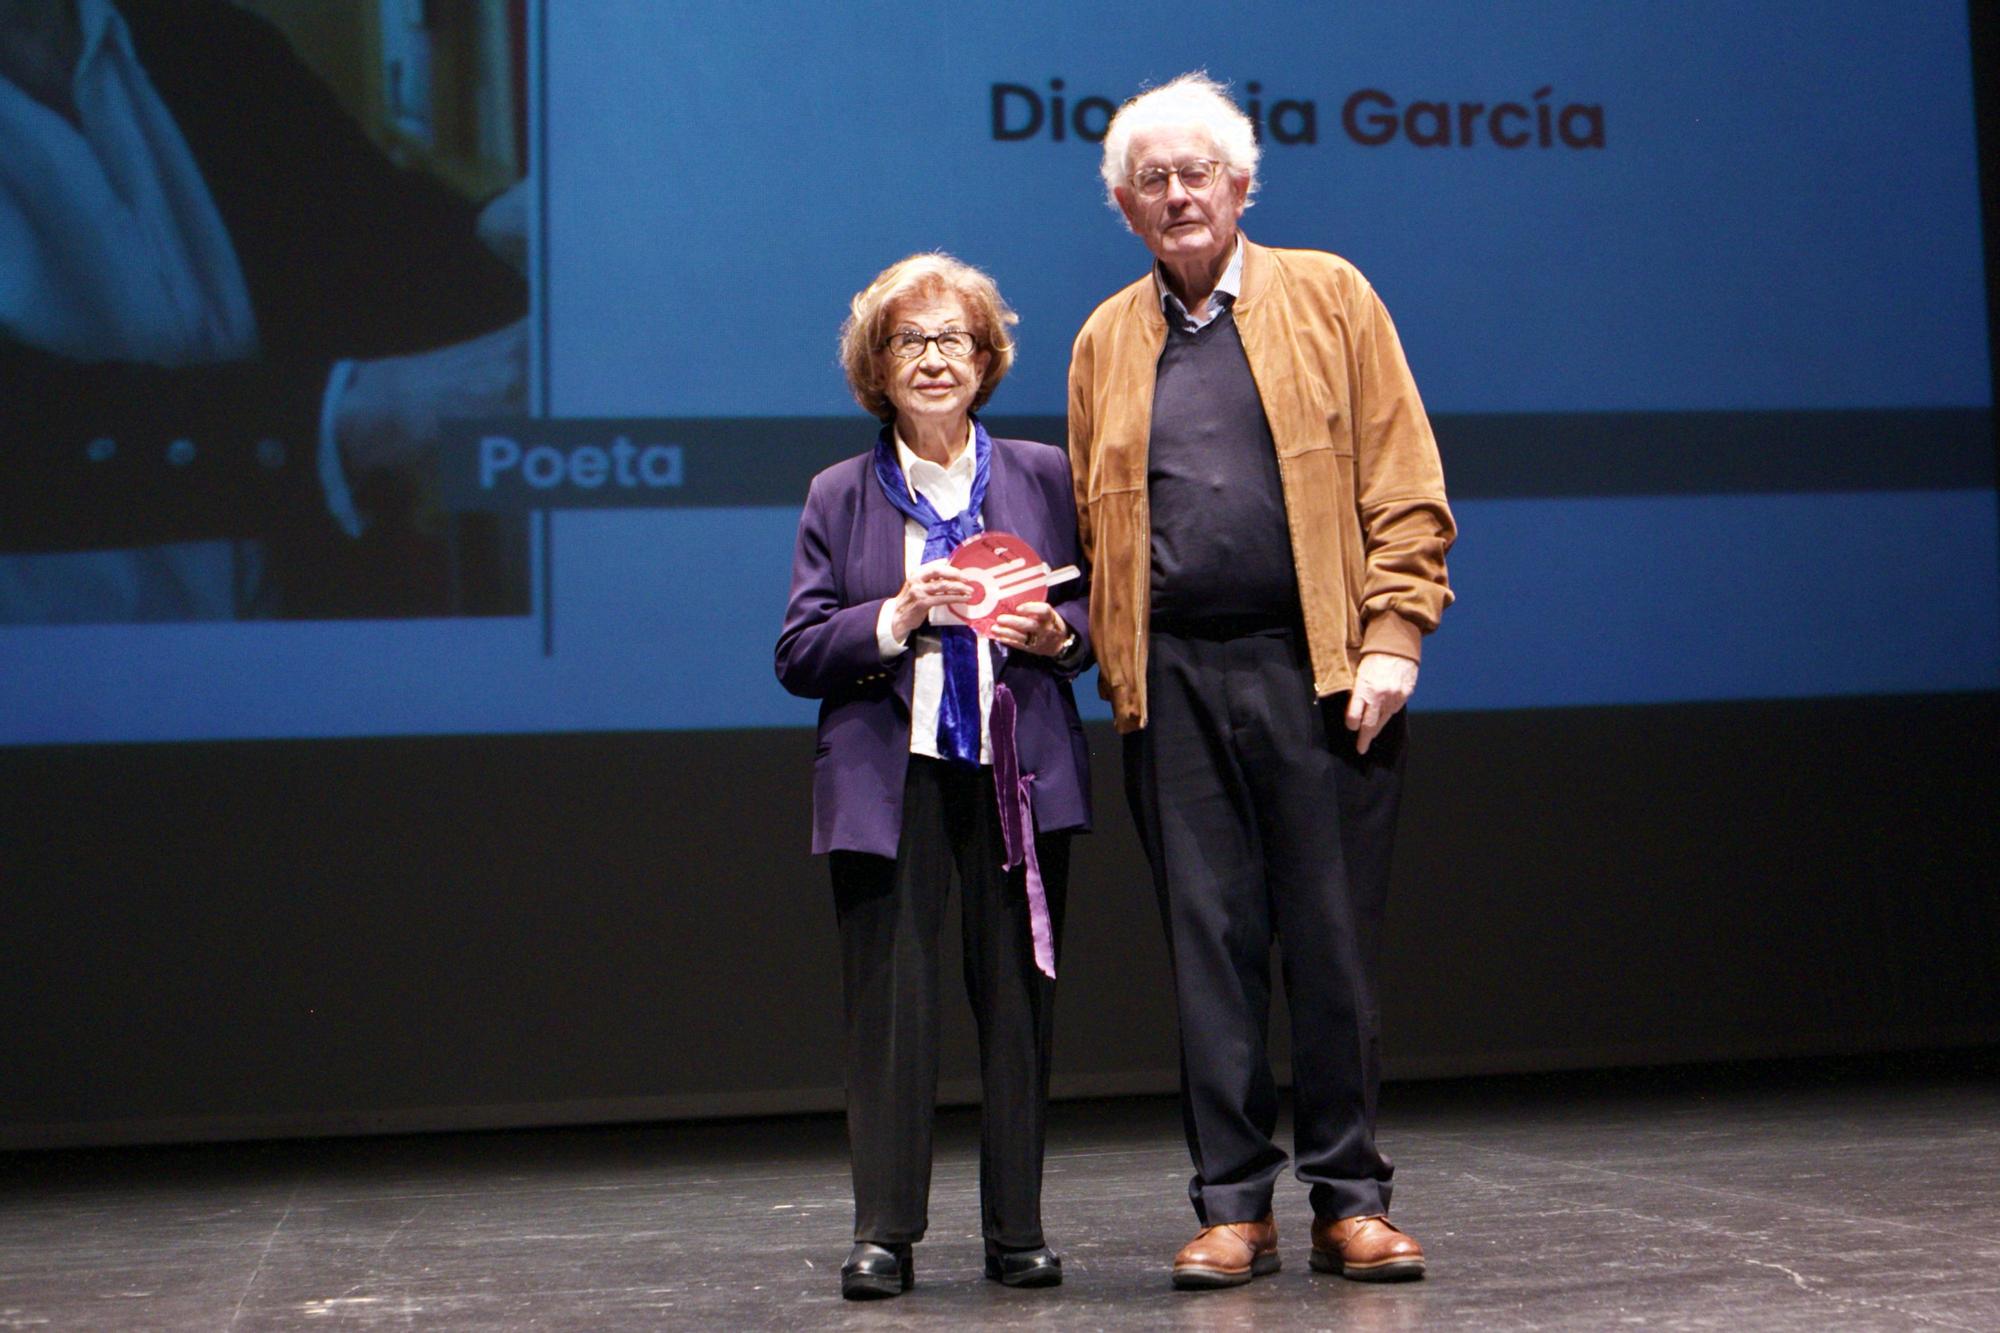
{"left": 3, "top": 1052, "right": 1996, "bottom": 1330}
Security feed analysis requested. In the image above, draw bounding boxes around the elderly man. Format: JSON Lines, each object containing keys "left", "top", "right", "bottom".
{"left": 1067, "top": 72, "right": 1455, "bottom": 1288}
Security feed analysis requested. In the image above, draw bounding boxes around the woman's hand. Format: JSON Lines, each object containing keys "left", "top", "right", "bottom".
{"left": 888, "top": 562, "right": 975, "bottom": 641}
{"left": 990, "top": 601, "right": 1070, "bottom": 657}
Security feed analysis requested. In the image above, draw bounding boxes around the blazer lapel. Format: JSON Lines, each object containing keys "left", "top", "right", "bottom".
{"left": 857, "top": 467, "right": 907, "bottom": 603}
{"left": 852, "top": 456, "right": 919, "bottom": 706}
{"left": 977, "top": 438, "right": 1041, "bottom": 682}
{"left": 979, "top": 436, "right": 1019, "bottom": 540}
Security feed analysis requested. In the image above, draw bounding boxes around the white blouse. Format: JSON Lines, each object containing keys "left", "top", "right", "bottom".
{"left": 872, "top": 426, "right": 995, "bottom": 763}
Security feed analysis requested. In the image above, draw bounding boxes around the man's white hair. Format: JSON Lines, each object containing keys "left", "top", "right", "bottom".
{"left": 1098, "top": 71, "right": 1260, "bottom": 218}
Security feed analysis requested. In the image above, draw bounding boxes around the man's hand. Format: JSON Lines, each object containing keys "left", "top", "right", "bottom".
{"left": 476, "top": 181, "right": 530, "bottom": 275}
{"left": 1344, "top": 652, "right": 1418, "bottom": 756}
{"left": 336, "top": 318, "right": 528, "bottom": 479}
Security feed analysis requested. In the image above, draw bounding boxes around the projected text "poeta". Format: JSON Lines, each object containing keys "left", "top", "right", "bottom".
{"left": 438, "top": 419, "right": 707, "bottom": 511}
{"left": 479, "top": 435, "right": 683, "bottom": 492}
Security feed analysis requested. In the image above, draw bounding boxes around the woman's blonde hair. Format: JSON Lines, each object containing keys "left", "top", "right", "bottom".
{"left": 839, "top": 252, "right": 1018, "bottom": 421}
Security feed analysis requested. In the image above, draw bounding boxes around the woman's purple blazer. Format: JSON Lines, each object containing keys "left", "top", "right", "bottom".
{"left": 775, "top": 434, "right": 1093, "bottom": 858}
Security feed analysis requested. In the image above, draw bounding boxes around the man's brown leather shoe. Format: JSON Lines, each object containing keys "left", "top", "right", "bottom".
{"left": 1309, "top": 1214, "right": 1425, "bottom": 1281}
{"left": 1171, "top": 1215, "right": 1280, "bottom": 1288}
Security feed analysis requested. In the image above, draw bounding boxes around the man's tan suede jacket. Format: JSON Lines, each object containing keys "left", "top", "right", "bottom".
{"left": 1067, "top": 237, "right": 1457, "bottom": 733}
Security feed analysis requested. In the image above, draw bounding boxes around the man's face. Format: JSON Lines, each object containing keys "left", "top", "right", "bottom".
{"left": 1114, "top": 125, "right": 1247, "bottom": 275}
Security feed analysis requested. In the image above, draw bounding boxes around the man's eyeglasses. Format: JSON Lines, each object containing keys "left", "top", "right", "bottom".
{"left": 884, "top": 329, "right": 980, "bottom": 360}
{"left": 1130, "top": 159, "right": 1225, "bottom": 200}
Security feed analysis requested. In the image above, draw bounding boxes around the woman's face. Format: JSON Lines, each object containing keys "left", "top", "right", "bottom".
{"left": 880, "top": 292, "right": 989, "bottom": 434}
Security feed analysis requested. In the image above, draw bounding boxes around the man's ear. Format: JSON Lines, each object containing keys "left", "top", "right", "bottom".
{"left": 1114, "top": 185, "right": 1143, "bottom": 233}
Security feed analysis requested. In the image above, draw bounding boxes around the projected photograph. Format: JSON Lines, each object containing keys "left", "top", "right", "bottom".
{"left": 1, "top": 0, "right": 1993, "bottom": 747}
{"left": 0, "top": 0, "right": 530, "bottom": 624}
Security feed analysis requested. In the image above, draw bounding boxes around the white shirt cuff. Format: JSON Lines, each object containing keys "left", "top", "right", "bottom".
{"left": 317, "top": 358, "right": 365, "bottom": 539}
{"left": 876, "top": 599, "right": 909, "bottom": 660}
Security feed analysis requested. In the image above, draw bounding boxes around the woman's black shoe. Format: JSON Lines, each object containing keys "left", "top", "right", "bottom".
{"left": 983, "top": 1243, "right": 1063, "bottom": 1288}
{"left": 840, "top": 1241, "right": 914, "bottom": 1300}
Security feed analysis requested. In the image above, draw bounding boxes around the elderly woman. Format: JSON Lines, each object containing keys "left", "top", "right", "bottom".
{"left": 776, "top": 253, "right": 1091, "bottom": 1300}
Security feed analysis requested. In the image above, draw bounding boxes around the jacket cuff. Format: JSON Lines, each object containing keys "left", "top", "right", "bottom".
{"left": 317, "top": 359, "right": 365, "bottom": 538}
{"left": 1360, "top": 609, "right": 1424, "bottom": 662}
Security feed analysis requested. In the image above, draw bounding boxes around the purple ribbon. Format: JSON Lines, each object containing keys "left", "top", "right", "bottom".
{"left": 990, "top": 681, "right": 1056, "bottom": 980}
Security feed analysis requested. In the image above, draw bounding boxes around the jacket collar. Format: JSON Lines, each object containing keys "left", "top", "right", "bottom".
{"left": 1130, "top": 233, "right": 1268, "bottom": 331}
{"left": 1235, "top": 234, "right": 1272, "bottom": 310}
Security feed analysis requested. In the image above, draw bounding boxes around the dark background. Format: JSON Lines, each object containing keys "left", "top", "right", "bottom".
{"left": 2, "top": 9, "right": 1996, "bottom": 1148}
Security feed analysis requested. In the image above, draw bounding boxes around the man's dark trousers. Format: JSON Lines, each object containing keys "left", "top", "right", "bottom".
{"left": 1124, "top": 624, "right": 1405, "bottom": 1225}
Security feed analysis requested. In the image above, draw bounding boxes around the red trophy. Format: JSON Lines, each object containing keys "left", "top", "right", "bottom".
{"left": 933, "top": 532, "right": 1080, "bottom": 638}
